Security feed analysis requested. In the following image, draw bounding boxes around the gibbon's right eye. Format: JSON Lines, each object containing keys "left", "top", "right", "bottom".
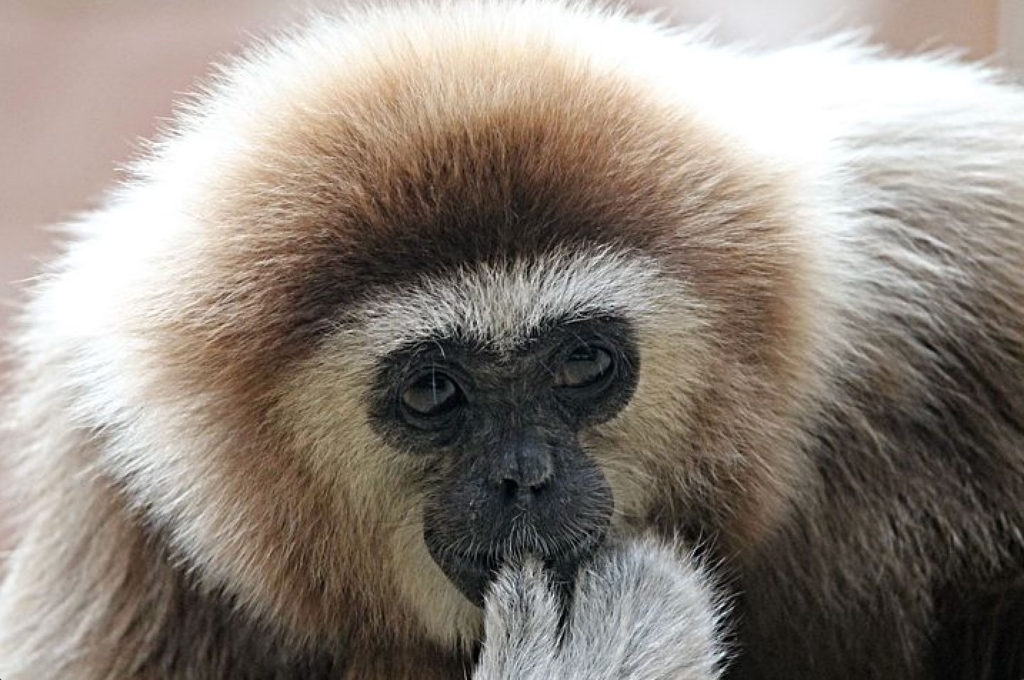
{"left": 400, "top": 370, "right": 463, "bottom": 419}
{"left": 554, "top": 344, "right": 615, "bottom": 392}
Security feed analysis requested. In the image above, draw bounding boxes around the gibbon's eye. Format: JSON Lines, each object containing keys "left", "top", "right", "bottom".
{"left": 554, "top": 345, "right": 615, "bottom": 390}
{"left": 401, "top": 370, "right": 463, "bottom": 418}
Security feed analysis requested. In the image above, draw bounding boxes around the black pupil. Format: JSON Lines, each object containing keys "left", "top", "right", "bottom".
{"left": 556, "top": 345, "right": 613, "bottom": 388}
{"left": 402, "top": 372, "right": 459, "bottom": 415}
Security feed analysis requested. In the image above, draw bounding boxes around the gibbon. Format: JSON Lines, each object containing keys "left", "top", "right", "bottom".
{"left": 2, "top": 1, "right": 1023, "bottom": 678}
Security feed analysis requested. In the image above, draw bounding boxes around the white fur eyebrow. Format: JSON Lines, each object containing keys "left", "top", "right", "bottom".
{"left": 356, "top": 248, "right": 674, "bottom": 356}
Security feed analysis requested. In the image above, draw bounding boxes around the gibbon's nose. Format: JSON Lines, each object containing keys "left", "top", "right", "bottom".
{"left": 489, "top": 429, "right": 554, "bottom": 501}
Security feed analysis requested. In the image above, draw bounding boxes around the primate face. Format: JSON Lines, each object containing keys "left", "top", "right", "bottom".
{"left": 369, "top": 316, "right": 639, "bottom": 604}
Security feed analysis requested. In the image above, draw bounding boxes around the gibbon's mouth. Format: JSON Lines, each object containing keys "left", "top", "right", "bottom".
{"left": 431, "top": 550, "right": 502, "bottom": 607}
{"left": 424, "top": 530, "right": 608, "bottom": 607}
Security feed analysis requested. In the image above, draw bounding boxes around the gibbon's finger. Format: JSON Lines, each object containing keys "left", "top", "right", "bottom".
{"left": 475, "top": 558, "right": 563, "bottom": 680}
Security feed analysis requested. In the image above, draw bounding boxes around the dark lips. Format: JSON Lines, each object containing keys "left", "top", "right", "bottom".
{"left": 426, "top": 545, "right": 501, "bottom": 607}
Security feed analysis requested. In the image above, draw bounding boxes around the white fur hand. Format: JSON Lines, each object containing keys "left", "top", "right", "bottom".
{"left": 474, "top": 538, "right": 728, "bottom": 680}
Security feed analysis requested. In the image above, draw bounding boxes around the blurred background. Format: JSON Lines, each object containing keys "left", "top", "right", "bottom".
{"left": 0, "top": 0, "right": 1021, "bottom": 357}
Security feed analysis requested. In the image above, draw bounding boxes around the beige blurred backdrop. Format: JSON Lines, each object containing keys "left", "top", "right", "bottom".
{"left": 0, "top": 0, "right": 1015, "bottom": 362}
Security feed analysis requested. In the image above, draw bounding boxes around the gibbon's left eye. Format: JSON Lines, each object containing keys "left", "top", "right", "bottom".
{"left": 401, "top": 370, "right": 463, "bottom": 418}
{"left": 554, "top": 344, "right": 615, "bottom": 390}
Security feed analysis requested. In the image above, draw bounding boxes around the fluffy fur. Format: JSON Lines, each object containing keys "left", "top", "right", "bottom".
{"left": 2, "top": 1, "right": 1023, "bottom": 678}
{"left": 475, "top": 539, "right": 728, "bottom": 680}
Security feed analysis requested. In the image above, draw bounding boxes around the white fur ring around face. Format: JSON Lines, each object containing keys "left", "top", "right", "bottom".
{"left": 475, "top": 538, "right": 729, "bottom": 680}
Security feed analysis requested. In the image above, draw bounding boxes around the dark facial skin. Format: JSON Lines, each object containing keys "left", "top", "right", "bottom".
{"left": 370, "top": 316, "right": 639, "bottom": 606}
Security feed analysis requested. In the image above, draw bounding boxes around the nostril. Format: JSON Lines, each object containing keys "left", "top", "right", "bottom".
{"left": 528, "top": 478, "right": 549, "bottom": 495}
{"left": 500, "top": 478, "right": 519, "bottom": 500}
{"left": 498, "top": 476, "right": 548, "bottom": 501}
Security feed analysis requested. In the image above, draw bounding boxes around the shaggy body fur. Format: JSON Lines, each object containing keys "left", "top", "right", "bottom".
{"left": 2, "top": 1, "right": 1023, "bottom": 678}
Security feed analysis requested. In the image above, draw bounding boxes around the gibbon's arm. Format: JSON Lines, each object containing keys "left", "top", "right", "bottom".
{"left": 475, "top": 539, "right": 728, "bottom": 680}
